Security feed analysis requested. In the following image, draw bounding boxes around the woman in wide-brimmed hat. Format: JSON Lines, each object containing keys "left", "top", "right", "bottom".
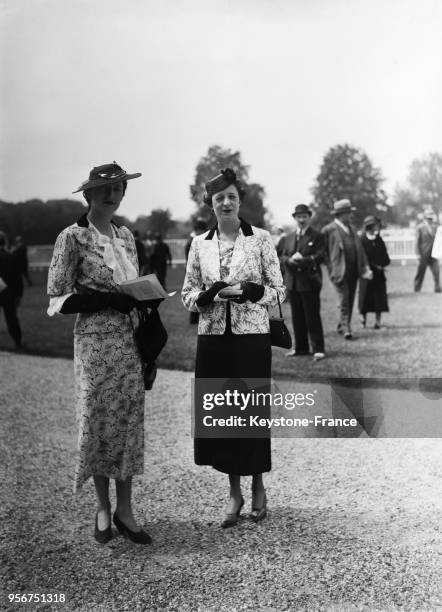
{"left": 47, "top": 162, "right": 152, "bottom": 545}
{"left": 358, "top": 216, "right": 391, "bottom": 329}
{"left": 182, "top": 168, "right": 286, "bottom": 528}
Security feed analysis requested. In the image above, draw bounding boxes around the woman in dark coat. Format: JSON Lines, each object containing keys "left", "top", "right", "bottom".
{"left": 182, "top": 169, "right": 285, "bottom": 528}
{"left": 359, "top": 216, "right": 391, "bottom": 329}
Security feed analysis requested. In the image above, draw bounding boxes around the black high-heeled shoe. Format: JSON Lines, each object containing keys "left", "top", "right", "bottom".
{"left": 221, "top": 496, "right": 244, "bottom": 529}
{"left": 250, "top": 491, "right": 267, "bottom": 523}
{"left": 113, "top": 513, "right": 152, "bottom": 545}
{"left": 94, "top": 511, "right": 112, "bottom": 544}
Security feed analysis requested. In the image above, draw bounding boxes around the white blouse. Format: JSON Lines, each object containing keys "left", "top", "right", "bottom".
{"left": 47, "top": 221, "right": 137, "bottom": 316}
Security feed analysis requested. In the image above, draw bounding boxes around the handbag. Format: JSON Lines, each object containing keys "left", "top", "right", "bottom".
{"left": 269, "top": 295, "right": 292, "bottom": 349}
{"left": 131, "top": 306, "right": 168, "bottom": 390}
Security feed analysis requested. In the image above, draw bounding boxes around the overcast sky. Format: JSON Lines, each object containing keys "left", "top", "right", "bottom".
{"left": 2, "top": 0, "right": 442, "bottom": 224}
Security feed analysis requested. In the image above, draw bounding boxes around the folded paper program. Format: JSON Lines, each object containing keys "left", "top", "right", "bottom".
{"left": 118, "top": 274, "right": 174, "bottom": 301}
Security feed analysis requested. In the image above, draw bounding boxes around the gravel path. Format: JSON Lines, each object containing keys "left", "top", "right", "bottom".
{"left": 1, "top": 352, "right": 441, "bottom": 611}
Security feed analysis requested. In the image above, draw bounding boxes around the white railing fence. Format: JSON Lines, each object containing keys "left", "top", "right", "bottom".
{"left": 27, "top": 229, "right": 420, "bottom": 270}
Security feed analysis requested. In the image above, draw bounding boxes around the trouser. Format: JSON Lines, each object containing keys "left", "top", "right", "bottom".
{"left": 414, "top": 256, "right": 441, "bottom": 291}
{"left": 289, "top": 289, "right": 324, "bottom": 353}
{"left": 0, "top": 294, "right": 22, "bottom": 347}
{"left": 333, "top": 275, "right": 358, "bottom": 334}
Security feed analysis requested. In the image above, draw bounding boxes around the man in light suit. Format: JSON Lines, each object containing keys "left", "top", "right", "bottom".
{"left": 280, "top": 204, "right": 326, "bottom": 360}
{"left": 322, "top": 199, "right": 371, "bottom": 339}
{"left": 414, "top": 207, "right": 441, "bottom": 292}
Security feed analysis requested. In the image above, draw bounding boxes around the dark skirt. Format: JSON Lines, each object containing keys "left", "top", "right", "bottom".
{"left": 359, "top": 271, "right": 389, "bottom": 314}
{"left": 195, "top": 333, "right": 271, "bottom": 475}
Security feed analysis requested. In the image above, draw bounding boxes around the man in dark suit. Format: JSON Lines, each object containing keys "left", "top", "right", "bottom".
{"left": 13, "top": 235, "right": 32, "bottom": 286}
{"left": 280, "top": 204, "right": 326, "bottom": 361}
{"left": 414, "top": 207, "right": 441, "bottom": 292}
{"left": 151, "top": 234, "right": 172, "bottom": 290}
{"left": 0, "top": 231, "right": 24, "bottom": 349}
{"left": 133, "top": 230, "right": 149, "bottom": 275}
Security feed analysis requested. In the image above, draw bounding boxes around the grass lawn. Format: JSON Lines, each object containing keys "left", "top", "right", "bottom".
{"left": 1, "top": 263, "right": 440, "bottom": 380}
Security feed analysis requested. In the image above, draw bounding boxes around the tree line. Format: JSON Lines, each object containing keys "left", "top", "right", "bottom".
{"left": 1, "top": 146, "right": 441, "bottom": 245}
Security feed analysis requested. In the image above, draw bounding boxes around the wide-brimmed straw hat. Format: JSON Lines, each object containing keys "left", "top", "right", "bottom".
{"left": 72, "top": 162, "right": 141, "bottom": 193}
{"left": 331, "top": 199, "right": 356, "bottom": 215}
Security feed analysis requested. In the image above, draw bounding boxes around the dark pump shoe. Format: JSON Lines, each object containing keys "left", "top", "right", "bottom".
{"left": 250, "top": 492, "right": 267, "bottom": 523}
{"left": 94, "top": 512, "right": 112, "bottom": 544}
{"left": 221, "top": 497, "right": 244, "bottom": 529}
{"left": 113, "top": 513, "right": 152, "bottom": 544}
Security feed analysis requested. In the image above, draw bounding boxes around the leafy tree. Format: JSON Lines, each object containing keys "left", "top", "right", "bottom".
{"left": 311, "top": 144, "right": 388, "bottom": 228}
{"left": 0, "top": 199, "right": 132, "bottom": 244}
{"left": 390, "top": 187, "right": 420, "bottom": 226}
{"left": 134, "top": 208, "right": 175, "bottom": 238}
{"left": 189, "top": 145, "right": 266, "bottom": 226}
{"left": 241, "top": 183, "right": 266, "bottom": 228}
{"left": 391, "top": 153, "right": 442, "bottom": 225}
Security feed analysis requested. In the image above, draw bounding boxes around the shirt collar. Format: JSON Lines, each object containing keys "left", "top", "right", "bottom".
{"left": 335, "top": 218, "right": 350, "bottom": 234}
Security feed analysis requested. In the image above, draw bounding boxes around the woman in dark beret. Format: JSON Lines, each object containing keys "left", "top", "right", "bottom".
{"left": 182, "top": 168, "right": 286, "bottom": 527}
{"left": 47, "top": 162, "right": 152, "bottom": 545}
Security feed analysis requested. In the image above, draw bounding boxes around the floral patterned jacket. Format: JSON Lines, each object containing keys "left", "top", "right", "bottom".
{"left": 182, "top": 220, "right": 286, "bottom": 335}
{"left": 47, "top": 214, "right": 138, "bottom": 336}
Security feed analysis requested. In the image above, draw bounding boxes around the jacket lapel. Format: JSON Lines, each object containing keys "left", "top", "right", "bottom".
{"left": 201, "top": 219, "right": 255, "bottom": 284}
{"left": 227, "top": 219, "right": 255, "bottom": 283}
{"left": 225, "top": 230, "right": 248, "bottom": 283}
{"left": 200, "top": 226, "right": 220, "bottom": 282}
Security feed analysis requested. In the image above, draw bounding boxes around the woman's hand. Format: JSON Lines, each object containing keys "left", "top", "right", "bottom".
{"left": 136, "top": 298, "right": 164, "bottom": 310}
{"left": 196, "top": 281, "right": 228, "bottom": 307}
{"left": 107, "top": 293, "right": 138, "bottom": 314}
{"left": 233, "top": 281, "right": 265, "bottom": 303}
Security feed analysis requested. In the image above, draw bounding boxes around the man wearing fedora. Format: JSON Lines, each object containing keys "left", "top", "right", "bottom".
{"left": 280, "top": 204, "right": 326, "bottom": 360}
{"left": 322, "top": 199, "right": 371, "bottom": 339}
{"left": 414, "top": 207, "right": 441, "bottom": 293}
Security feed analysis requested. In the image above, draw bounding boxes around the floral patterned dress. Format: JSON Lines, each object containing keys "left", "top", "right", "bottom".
{"left": 47, "top": 215, "right": 145, "bottom": 492}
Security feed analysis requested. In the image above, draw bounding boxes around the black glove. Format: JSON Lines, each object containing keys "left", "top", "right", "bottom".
{"left": 196, "top": 281, "right": 228, "bottom": 307}
{"left": 60, "top": 292, "right": 137, "bottom": 315}
{"left": 107, "top": 293, "right": 139, "bottom": 314}
{"left": 234, "top": 281, "right": 265, "bottom": 304}
{"left": 136, "top": 298, "right": 164, "bottom": 310}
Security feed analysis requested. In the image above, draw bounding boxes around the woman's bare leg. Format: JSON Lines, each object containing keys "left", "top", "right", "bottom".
{"left": 252, "top": 473, "right": 266, "bottom": 509}
{"left": 115, "top": 477, "right": 140, "bottom": 532}
{"left": 226, "top": 474, "right": 243, "bottom": 513}
{"left": 93, "top": 475, "right": 111, "bottom": 529}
